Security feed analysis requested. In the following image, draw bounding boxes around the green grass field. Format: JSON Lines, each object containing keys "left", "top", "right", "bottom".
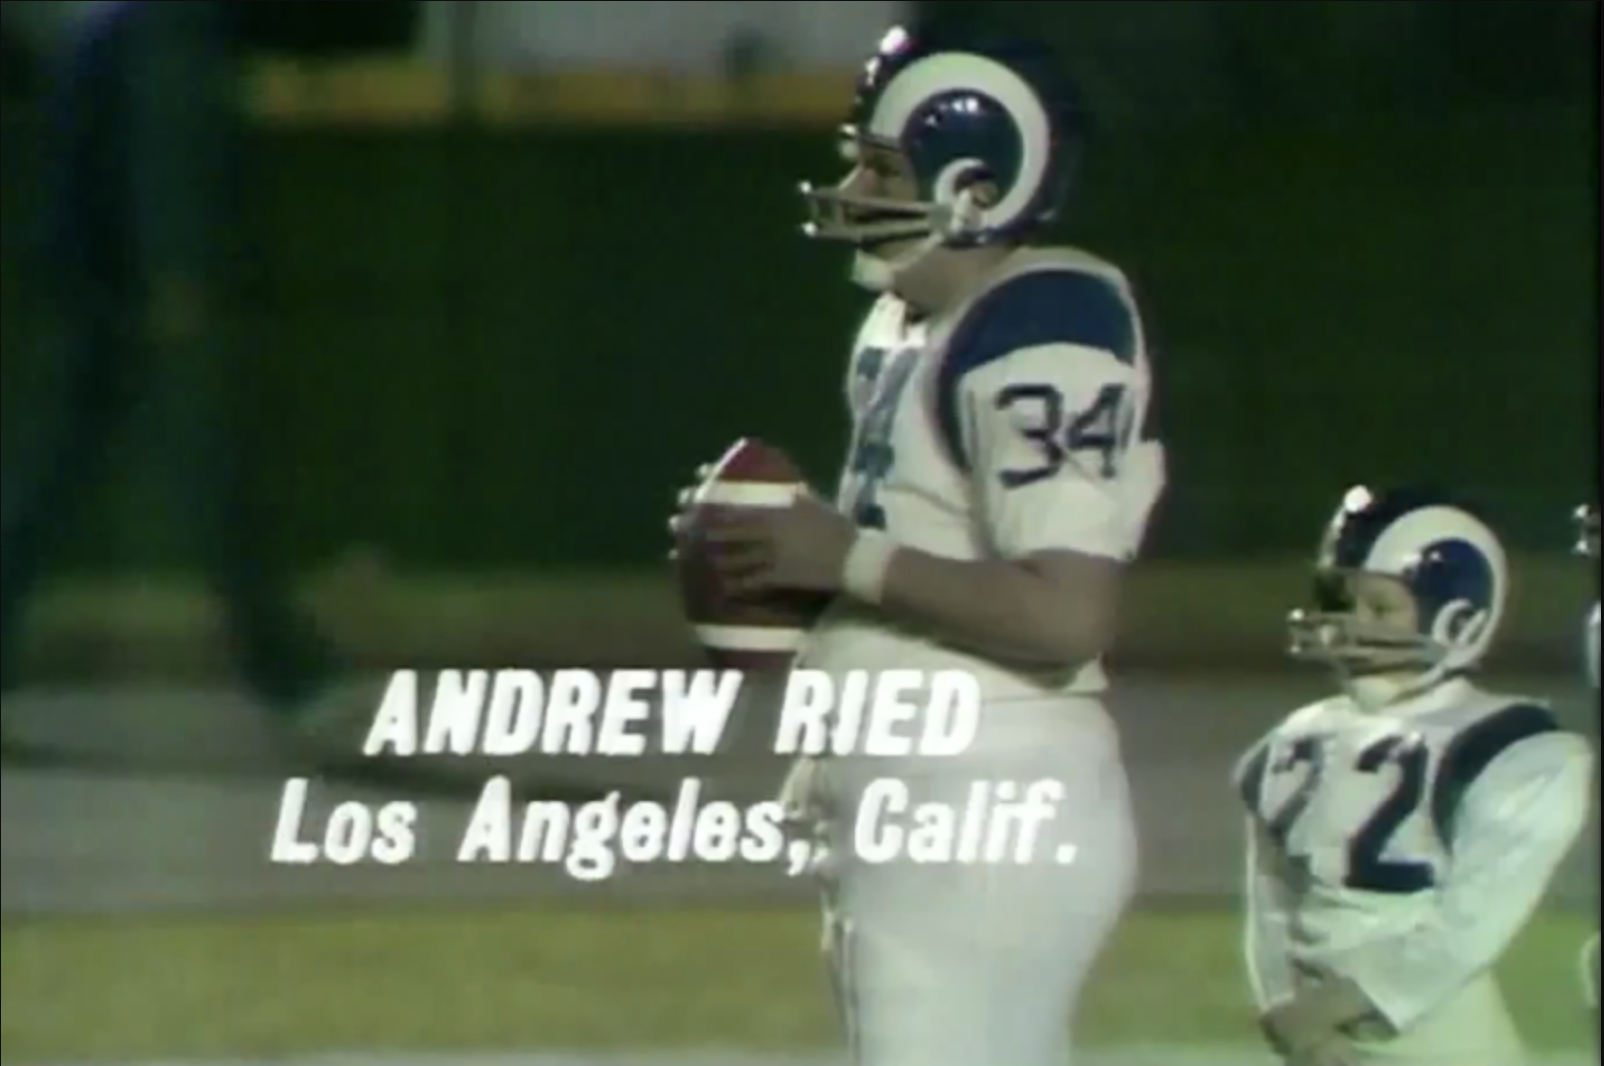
{"left": 1, "top": 907, "right": 1591, "bottom": 1062}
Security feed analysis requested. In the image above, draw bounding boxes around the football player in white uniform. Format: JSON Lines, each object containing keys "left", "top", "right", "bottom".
{"left": 1235, "top": 487, "right": 1594, "bottom": 1065}
{"left": 1575, "top": 503, "right": 1598, "bottom": 1029}
{"left": 690, "top": 25, "right": 1164, "bottom": 1066}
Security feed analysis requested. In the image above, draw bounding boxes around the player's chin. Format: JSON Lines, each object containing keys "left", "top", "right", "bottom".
{"left": 856, "top": 237, "right": 916, "bottom": 262}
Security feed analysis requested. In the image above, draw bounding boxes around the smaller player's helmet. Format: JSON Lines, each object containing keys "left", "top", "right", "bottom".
{"left": 799, "top": 26, "right": 1087, "bottom": 289}
{"left": 1288, "top": 486, "right": 1507, "bottom": 703}
{"left": 1575, "top": 503, "right": 1598, "bottom": 557}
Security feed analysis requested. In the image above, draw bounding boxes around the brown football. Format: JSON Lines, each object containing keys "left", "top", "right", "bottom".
{"left": 675, "top": 438, "right": 832, "bottom": 671}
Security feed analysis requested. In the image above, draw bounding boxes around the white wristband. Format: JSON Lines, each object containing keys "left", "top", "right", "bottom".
{"left": 842, "top": 531, "right": 897, "bottom": 604}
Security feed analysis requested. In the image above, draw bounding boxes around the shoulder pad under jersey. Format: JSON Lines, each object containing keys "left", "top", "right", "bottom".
{"left": 934, "top": 267, "right": 1137, "bottom": 469}
{"left": 1429, "top": 700, "right": 1560, "bottom": 840}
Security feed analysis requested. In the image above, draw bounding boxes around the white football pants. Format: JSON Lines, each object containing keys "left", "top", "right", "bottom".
{"left": 791, "top": 696, "right": 1137, "bottom": 1066}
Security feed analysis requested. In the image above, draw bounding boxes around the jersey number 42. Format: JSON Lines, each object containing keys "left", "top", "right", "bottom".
{"left": 1259, "top": 734, "right": 1437, "bottom": 894}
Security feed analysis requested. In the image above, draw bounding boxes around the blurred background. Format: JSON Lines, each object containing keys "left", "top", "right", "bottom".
{"left": 0, "top": 3, "right": 1597, "bottom": 1064}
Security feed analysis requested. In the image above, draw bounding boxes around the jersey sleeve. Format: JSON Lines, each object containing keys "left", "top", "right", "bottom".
{"left": 1242, "top": 818, "right": 1298, "bottom": 1010}
{"left": 1235, "top": 736, "right": 1298, "bottom": 1010}
{"left": 933, "top": 270, "right": 1163, "bottom": 561}
{"left": 1335, "top": 726, "right": 1594, "bottom": 1030}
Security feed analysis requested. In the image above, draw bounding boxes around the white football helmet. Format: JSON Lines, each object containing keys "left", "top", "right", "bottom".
{"left": 798, "top": 26, "right": 1087, "bottom": 291}
{"left": 1288, "top": 485, "right": 1507, "bottom": 707}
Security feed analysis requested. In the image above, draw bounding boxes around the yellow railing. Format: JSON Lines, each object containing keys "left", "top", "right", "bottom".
{"left": 244, "top": 57, "right": 854, "bottom": 126}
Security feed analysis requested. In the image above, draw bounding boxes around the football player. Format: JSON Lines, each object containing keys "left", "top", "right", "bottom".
{"left": 680, "top": 25, "right": 1165, "bottom": 1066}
{"left": 1575, "top": 503, "right": 1598, "bottom": 1030}
{"left": 1235, "top": 487, "right": 1594, "bottom": 1065}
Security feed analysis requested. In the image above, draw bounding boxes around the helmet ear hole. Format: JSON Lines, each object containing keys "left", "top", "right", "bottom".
{"left": 937, "top": 160, "right": 998, "bottom": 206}
{"left": 1431, "top": 601, "right": 1464, "bottom": 644}
{"left": 967, "top": 177, "right": 1000, "bottom": 209}
{"left": 1436, "top": 602, "right": 1487, "bottom": 649}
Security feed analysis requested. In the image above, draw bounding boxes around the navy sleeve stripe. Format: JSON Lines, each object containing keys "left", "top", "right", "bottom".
{"left": 934, "top": 270, "right": 1137, "bottom": 470}
{"left": 1429, "top": 702, "right": 1558, "bottom": 841}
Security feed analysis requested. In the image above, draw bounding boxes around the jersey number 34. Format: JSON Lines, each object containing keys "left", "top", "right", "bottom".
{"left": 996, "top": 381, "right": 1147, "bottom": 486}
{"left": 1262, "top": 734, "right": 1436, "bottom": 894}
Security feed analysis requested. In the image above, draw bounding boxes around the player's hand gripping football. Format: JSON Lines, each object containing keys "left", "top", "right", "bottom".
{"left": 665, "top": 463, "right": 715, "bottom": 563}
{"left": 669, "top": 465, "right": 856, "bottom": 595}
{"left": 703, "top": 491, "right": 855, "bottom": 595}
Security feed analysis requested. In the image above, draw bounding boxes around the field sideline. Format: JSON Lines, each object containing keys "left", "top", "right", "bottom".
{"left": 3, "top": 908, "right": 1592, "bottom": 1063}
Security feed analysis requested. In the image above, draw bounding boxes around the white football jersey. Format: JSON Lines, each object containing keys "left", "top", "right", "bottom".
{"left": 1235, "top": 677, "right": 1594, "bottom": 1064}
{"left": 798, "top": 247, "right": 1165, "bottom": 703}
